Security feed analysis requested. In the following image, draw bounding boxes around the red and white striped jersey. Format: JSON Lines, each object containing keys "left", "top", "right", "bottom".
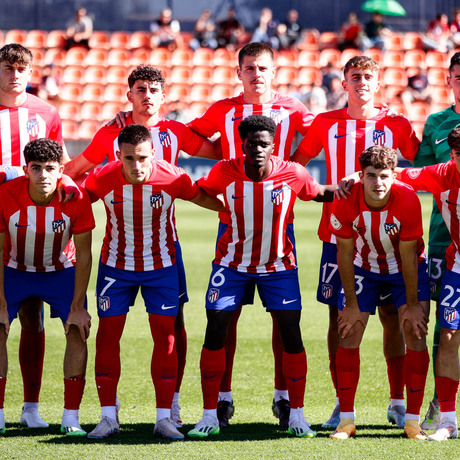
{"left": 188, "top": 92, "right": 313, "bottom": 160}
{"left": 198, "top": 156, "right": 320, "bottom": 273}
{"left": 297, "top": 107, "right": 420, "bottom": 243}
{"left": 400, "top": 161, "right": 460, "bottom": 274}
{"left": 84, "top": 159, "right": 199, "bottom": 271}
{"left": 0, "top": 94, "right": 63, "bottom": 167}
{"left": 329, "top": 180, "right": 425, "bottom": 274}
{"left": 0, "top": 176, "right": 94, "bottom": 272}
{"left": 82, "top": 115, "right": 204, "bottom": 166}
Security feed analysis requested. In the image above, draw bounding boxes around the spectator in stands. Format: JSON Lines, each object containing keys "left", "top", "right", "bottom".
{"left": 38, "top": 64, "right": 61, "bottom": 108}
{"left": 302, "top": 81, "right": 327, "bottom": 115}
{"left": 338, "top": 12, "right": 363, "bottom": 51}
{"left": 326, "top": 76, "right": 347, "bottom": 110}
{"left": 150, "top": 7, "right": 184, "bottom": 50}
{"left": 422, "top": 13, "right": 454, "bottom": 52}
{"left": 251, "top": 8, "right": 280, "bottom": 50}
{"left": 189, "top": 9, "right": 218, "bottom": 51}
{"left": 65, "top": 8, "right": 93, "bottom": 51}
{"left": 321, "top": 61, "right": 342, "bottom": 93}
{"left": 360, "top": 12, "right": 391, "bottom": 52}
{"left": 451, "top": 8, "right": 460, "bottom": 47}
{"left": 400, "top": 67, "right": 432, "bottom": 115}
{"left": 281, "top": 9, "right": 304, "bottom": 50}
{"left": 217, "top": 8, "right": 244, "bottom": 50}
{"left": 165, "top": 100, "right": 192, "bottom": 124}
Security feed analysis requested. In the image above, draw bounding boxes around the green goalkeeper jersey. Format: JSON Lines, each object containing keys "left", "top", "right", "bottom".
{"left": 413, "top": 104, "right": 460, "bottom": 248}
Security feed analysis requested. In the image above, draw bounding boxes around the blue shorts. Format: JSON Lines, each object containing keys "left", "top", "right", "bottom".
{"left": 317, "top": 242, "right": 394, "bottom": 307}
{"left": 427, "top": 245, "right": 448, "bottom": 301}
{"left": 3, "top": 266, "right": 85, "bottom": 324}
{"left": 175, "top": 240, "right": 189, "bottom": 304}
{"left": 439, "top": 269, "right": 460, "bottom": 330}
{"left": 96, "top": 262, "right": 179, "bottom": 317}
{"left": 205, "top": 263, "right": 302, "bottom": 311}
{"left": 337, "top": 261, "right": 431, "bottom": 314}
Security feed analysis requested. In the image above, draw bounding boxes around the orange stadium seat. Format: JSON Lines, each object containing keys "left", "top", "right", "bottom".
{"left": 192, "top": 66, "right": 213, "bottom": 84}
{"left": 386, "top": 33, "right": 404, "bottom": 51}
{"left": 430, "top": 85, "right": 453, "bottom": 105}
{"left": 340, "top": 48, "right": 360, "bottom": 67}
{"left": 30, "top": 48, "right": 45, "bottom": 66}
{"left": 407, "top": 101, "right": 431, "bottom": 122}
{"left": 427, "top": 67, "right": 448, "bottom": 86}
{"left": 298, "top": 50, "right": 320, "bottom": 68}
{"left": 298, "top": 67, "right": 321, "bottom": 85}
{"left": 213, "top": 48, "right": 235, "bottom": 66}
{"left": 106, "top": 66, "right": 129, "bottom": 84}
{"left": 383, "top": 50, "right": 404, "bottom": 69}
{"left": 61, "top": 83, "right": 83, "bottom": 102}
{"left": 130, "top": 31, "right": 151, "bottom": 49}
{"left": 82, "top": 83, "right": 104, "bottom": 102}
{"left": 104, "top": 84, "right": 126, "bottom": 102}
{"left": 46, "top": 30, "right": 66, "bottom": 49}
{"left": 44, "top": 48, "right": 65, "bottom": 66}
{"left": 129, "top": 48, "right": 149, "bottom": 66}
{"left": 211, "top": 84, "right": 235, "bottom": 101}
{"left": 62, "top": 120, "right": 79, "bottom": 141}
{"left": 383, "top": 67, "right": 408, "bottom": 87}
{"left": 108, "top": 48, "right": 131, "bottom": 66}
{"left": 404, "top": 49, "right": 426, "bottom": 69}
{"left": 192, "top": 48, "right": 215, "bottom": 67}
{"left": 78, "top": 120, "right": 100, "bottom": 140}
{"left": 62, "top": 66, "right": 85, "bottom": 84}
{"left": 168, "top": 84, "right": 191, "bottom": 103}
{"left": 384, "top": 85, "right": 403, "bottom": 102}
{"left": 84, "top": 66, "right": 107, "bottom": 84}
{"left": 365, "top": 48, "right": 383, "bottom": 66}
{"left": 101, "top": 102, "right": 124, "bottom": 122}
{"left": 387, "top": 100, "right": 406, "bottom": 117}
{"left": 190, "top": 84, "right": 212, "bottom": 103}
{"left": 426, "top": 51, "right": 447, "bottom": 69}
{"left": 319, "top": 48, "right": 341, "bottom": 67}
{"left": 213, "top": 66, "right": 236, "bottom": 85}
{"left": 276, "top": 67, "right": 298, "bottom": 85}
{"left": 403, "top": 32, "right": 423, "bottom": 50}
{"left": 151, "top": 48, "right": 172, "bottom": 67}
{"left": 80, "top": 101, "right": 103, "bottom": 121}
{"left": 25, "top": 30, "right": 48, "bottom": 49}
{"left": 59, "top": 101, "right": 81, "bottom": 121}
{"left": 299, "top": 29, "right": 320, "bottom": 50}
{"left": 189, "top": 101, "right": 209, "bottom": 117}
{"left": 5, "top": 29, "right": 27, "bottom": 45}
{"left": 85, "top": 49, "right": 108, "bottom": 66}
{"left": 29, "top": 66, "right": 42, "bottom": 86}
{"left": 319, "top": 31, "right": 338, "bottom": 50}
{"left": 170, "top": 66, "right": 192, "bottom": 84}
{"left": 65, "top": 47, "right": 88, "bottom": 66}
{"left": 277, "top": 50, "right": 298, "bottom": 67}
{"left": 109, "top": 31, "right": 131, "bottom": 50}
{"left": 171, "top": 48, "right": 193, "bottom": 67}
{"left": 88, "top": 31, "right": 110, "bottom": 50}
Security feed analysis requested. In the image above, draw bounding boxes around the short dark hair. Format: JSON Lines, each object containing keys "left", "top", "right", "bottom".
{"left": 0, "top": 43, "right": 33, "bottom": 66}
{"left": 449, "top": 52, "right": 460, "bottom": 73}
{"left": 343, "top": 56, "right": 379, "bottom": 77}
{"left": 128, "top": 65, "right": 165, "bottom": 90}
{"left": 448, "top": 126, "right": 460, "bottom": 152}
{"left": 238, "top": 115, "right": 277, "bottom": 141}
{"left": 359, "top": 145, "right": 397, "bottom": 171}
{"left": 238, "top": 42, "right": 274, "bottom": 68}
{"left": 23, "top": 138, "right": 63, "bottom": 164}
{"left": 118, "top": 124, "right": 153, "bottom": 148}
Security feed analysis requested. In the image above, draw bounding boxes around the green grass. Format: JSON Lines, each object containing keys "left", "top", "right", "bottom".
{"left": 1, "top": 193, "right": 459, "bottom": 459}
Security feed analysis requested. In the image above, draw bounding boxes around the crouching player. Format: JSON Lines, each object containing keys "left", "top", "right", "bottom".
{"left": 398, "top": 126, "right": 460, "bottom": 441}
{"left": 187, "top": 115, "right": 336, "bottom": 438}
{"left": 329, "top": 145, "right": 430, "bottom": 440}
{"left": 0, "top": 138, "right": 94, "bottom": 435}
{"left": 84, "top": 124, "right": 224, "bottom": 440}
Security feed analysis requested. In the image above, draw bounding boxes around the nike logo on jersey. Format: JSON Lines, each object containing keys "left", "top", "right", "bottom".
{"left": 161, "top": 304, "right": 176, "bottom": 310}
{"left": 110, "top": 199, "right": 125, "bottom": 204}
{"left": 282, "top": 299, "right": 298, "bottom": 304}
{"left": 435, "top": 137, "right": 448, "bottom": 145}
{"left": 231, "top": 194, "right": 245, "bottom": 199}
{"left": 334, "top": 133, "right": 349, "bottom": 139}
{"left": 379, "top": 293, "right": 392, "bottom": 301}
{"left": 231, "top": 116, "right": 244, "bottom": 122}
{"left": 15, "top": 223, "right": 29, "bottom": 227}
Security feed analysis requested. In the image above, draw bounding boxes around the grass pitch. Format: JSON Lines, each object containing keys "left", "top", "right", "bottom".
{"left": 0, "top": 194, "right": 459, "bottom": 459}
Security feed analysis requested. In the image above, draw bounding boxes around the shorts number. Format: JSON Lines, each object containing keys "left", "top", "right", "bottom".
{"left": 339, "top": 275, "right": 364, "bottom": 295}
{"left": 321, "top": 262, "right": 338, "bottom": 284}
{"left": 428, "top": 258, "right": 443, "bottom": 280}
{"left": 99, "top": 276, "right": 116, "bottom": 297}
{"left": 440, "top": 284, "right": 460, "bottom": 309}
{"left": 211, "top": 268, "right": 226, "bottom": 287}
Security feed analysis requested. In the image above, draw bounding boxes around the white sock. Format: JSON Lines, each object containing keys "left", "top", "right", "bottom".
{"left": 0, "top": 408, "right": 4, "bottom": 427}
{"left": 336, "top": 396, "right": 340, "bottom": 406}
{"left": 156, "top": 408, "right": 170, "bottom": 422}
{"left": 289, "top": 407, "right": 304, "bottom": 424}
{"left": 203, "top": 409, "right": 217, "bottom": 420}
{"left": 23, "top": 402, "right": 39, "bottom": 412}
{"left": 390, "top": 398, "right": 405, "bottom": 408}
{"left": 218, "top": 391, "right": 233, "bottom": 402}
{"left": 173, "top": 392, "right": 180, "bottom": 404}
{"left": 405, "top": 413, "right": 420, "bottom": 422}
{"left": 340, "top": 411, "right": 355, "bottom": 421}
{"left": 101, "top": 406, "right": 117, "bottom": 420}
{"left": 274, "top": 390, "right": 289, "bottom": 402}
{"left": 441, "top": 411, "right": 457, "bottom": 426}
{"left": 62, "top": 409, "right": 80, "bottom": 426}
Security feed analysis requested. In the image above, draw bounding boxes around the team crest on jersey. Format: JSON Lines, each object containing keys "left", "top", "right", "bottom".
{"left": 150, "top": 194, "right": 164, "bottom": 209}
{"left": 269, "top": 109, "right": 282, "bottom": 125}
{"left": 330, "top": 214, "right": 342, "bottom": 230}
{"left": 407, "top": 168, "right": 423, "bottom": 179}
{"left": 26, "top": 120, "right": 39, "bottom": 137}
{"left": 271, "top": 188, "right": 284, "bottom": 204}
{"left": 373, "top": 130, "right": 386, "bottom": 145}
{"left": 384, "top": 223, "right": 399, "bottom": 235}
{"left": 444, "top": 307, "right": 457, "bottom": 324}
{"left": 159, "top": 132, "right": 171, "bottom": 147}
{"left": 98, "top": 296, "right": 110, "bottom": 312}
{"left": 52, "top": 220, "right": 66, "bottom": 233}
{"left": 208, "top": 288, "right": 220, "bottom": 303}
{"left": 322, "top": 284, "right": 333, "bottom": 299}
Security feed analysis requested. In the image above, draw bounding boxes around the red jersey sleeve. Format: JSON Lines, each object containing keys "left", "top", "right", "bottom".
{"left": 392, "top": 115, "right": 420, "bottom": 162}
{"left": 294, "top": 163, "right": 320, "bottom": 201}
{"left": 296, "top": 114, "right": 326, "bottom": 160}
{"left": 169, "top": 164, "right": 200, "bottom": 201}
{"left": 396, "top": 184, "right": 423, "bottom": 241}
{"left": 66, "top": 188, "right": 96, "bottom": 234}
{"left": 329, "top": 193, "right": 355, "bottom": 239}
{"left": 197, "top": 161, "right": 228, "bottom": 196}
{"left": 188, "top": 102, "right": 221, "bottom": 138}
{"left": 82, "top": 125, "right": 119, "bottom": 165}
{"left": 170, "top": 121, "right": 204, "bottom": 156}
{"left": 399, "top": 163, "right": 449, "bottom": 195}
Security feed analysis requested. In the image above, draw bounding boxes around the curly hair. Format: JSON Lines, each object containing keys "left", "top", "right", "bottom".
{"left": 358, "top": 145, "right": 397, "bottom": 171}
{"left": 118, "top": 124, "right": 153, "bottom": 147}
{"left": 238, "top": 115, "right": 277, "bottom": 141}
{"left": 0, "top": 43, "right": 33, "bottom": 66}
{"left": 128, "top": 65, "right": 165, "bottom": 90}
{"left": 343, "top": 56, "right": 379, "bottom": 77}
{"left": 23, "top": 138, "right": 63, "bottom": 164}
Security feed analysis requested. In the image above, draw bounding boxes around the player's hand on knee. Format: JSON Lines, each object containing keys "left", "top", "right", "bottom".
{"left": 65, "top": 309, "right": 92, "bottom": 342}
{"left": 338, "top": 306, "right": 364, "bottom": 338}
{"left": 399, "top": 302, "right": 428, "bottom": 340}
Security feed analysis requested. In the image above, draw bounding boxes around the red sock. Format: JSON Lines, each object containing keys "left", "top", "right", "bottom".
{"left": 405, "top": 348, "right": 429, "bottom": 415}
{"left": 201, "top": 347, "right": 225, "bottom": 410}
{"left": 272, "top": 316, "right": 287, "bottom": 390}
{"left": 149, "top": 314, "right": 177, "bottom": 408}
{"left": 329, "top": 353, "right": 338, "bottom": 396}
{"left": 20, "top": 329, "right": 45, "bottom": 403}
{"left": 0, "top": 378, "right": 6, "bottom": 409}
{"left": 386, "top": 355, "right": 405, "bottom": 399}
{"left": 336, "top": 346, "right": 360, "bottom": 413}
{"left": 175, "top": 325, "right": 187, "bottom": 392}
{"left": 282, "top": 350, "right": 307, "bottom": 409}
{"left": 220, "top": 304, "right": 242, "bottom": 392}
{"left": 64, "top": 375, "right": 85, "bottom": 410}
{"left": 95, "top": 315, "right": 126, "bottom": 407}
{"left": 436, "top": 376, "right": 460, "bottom": 413}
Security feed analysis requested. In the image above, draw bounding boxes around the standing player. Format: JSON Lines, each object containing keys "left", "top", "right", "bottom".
{"left": 0, "top": 138, "right": 94, "bottom": 435}
{"left": 329, "top": 145, "right": 430, "bottom": 440}
{"left": 188, "top": 115, "right": 335, "bottom": 438}
{"left": 412, "top": 52, "right": 460, "bottom": 430}
{"left": 84, "top": 124, "right": 224, "bottom": 440}
{"left": 65, "top": 64, "right": 220, "bottom": 427}
{"left": 188, "top": 41, "right": 314, "bottom": 428}
{"left": 0, "top": 43, "right": 71, "bottom": 429}
{"left": 292, "top": 56, "right": 420, "bottom": 429}
{"left": 397, "top": 126, "right": 460, "bottom": 441}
